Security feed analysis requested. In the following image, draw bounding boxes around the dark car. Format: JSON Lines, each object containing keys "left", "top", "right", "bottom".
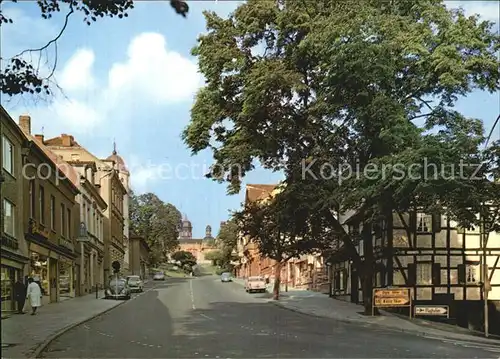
{"left": 221, "top": 272, "right": 232, "bottom": 282}
{"left": 105, "top": 278, "right": 131, "bottom": 300}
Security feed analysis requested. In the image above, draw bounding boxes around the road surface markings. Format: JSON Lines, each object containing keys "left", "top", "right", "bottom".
{"left": 199, "top": 313, "right": 214, "bottom": 320}
{"left": 190, "top": 280, "right": 196, "bottom": 309}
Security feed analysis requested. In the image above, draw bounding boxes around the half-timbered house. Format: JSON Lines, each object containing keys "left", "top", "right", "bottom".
{"left": 329, "top": 210, "right": 500, "bottom": 332}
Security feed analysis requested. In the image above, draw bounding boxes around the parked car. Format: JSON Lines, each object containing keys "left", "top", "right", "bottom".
{"left": 245, "top": 276, "right": 266, "bottom": 293}
{"left": 153, "top": 271, "right": 165, "bottom": 281}
{"left": 126, "top": 275, "right": 143, "bottom": 293}
{"left": 220, "top": 272, "right": 232, "bottom": 282}
{"left": 105, "top": 277, "right": 131, "bottom": 300}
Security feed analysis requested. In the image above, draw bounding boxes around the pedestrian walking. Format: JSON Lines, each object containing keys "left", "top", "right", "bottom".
{"left": 13, "top": 278, "right": 26, "bottom": 314}
{"left": 26, "top": 277, "right": 42, "bottom": 315}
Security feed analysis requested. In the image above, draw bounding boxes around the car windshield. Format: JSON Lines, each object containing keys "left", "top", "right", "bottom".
{"left": 127, "top": 276, "right": 140, "bottom": 282}
{"left": 221, "top": 273, "right": 231, "bottom": 277}
{"left": 109, "top": 279, "right": 126, "bottom": 287}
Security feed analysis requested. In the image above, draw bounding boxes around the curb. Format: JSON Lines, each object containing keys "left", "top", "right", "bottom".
{"left": 269, "top": 301, "right": 500, "bottom": 347}
{"left": 30, "top": 300, "right": 126, "bottom": 358}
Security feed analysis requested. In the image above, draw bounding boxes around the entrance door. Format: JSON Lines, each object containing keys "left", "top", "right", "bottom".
{"left": 350, "top": 269, "right": 359, "bottom": 304}
{"left": 49, "top": 260, "right": 58, "bottom": 302}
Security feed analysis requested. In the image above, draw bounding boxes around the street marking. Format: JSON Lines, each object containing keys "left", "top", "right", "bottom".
{"left": 199, "top": 313, "right": 214, "bottom": 320}
{"left": 190, "top": 280, "right": 196, "bottom": 309}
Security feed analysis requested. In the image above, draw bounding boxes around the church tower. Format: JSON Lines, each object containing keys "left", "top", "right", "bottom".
{"left": 179, "top": 214, "right": 193, "bottom": 240}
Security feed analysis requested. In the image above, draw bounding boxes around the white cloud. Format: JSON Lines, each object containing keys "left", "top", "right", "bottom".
{"left": 59, "top": 49, "right": 96, "bottom": 92}
{"left": 107, "top": 33, "right": 201, "bottom": 105}
{"left": 14, "top": 31, "right": 202, "bottom": 137}
{"left": 445, "top": 1, "right": 499, "bottom": 22}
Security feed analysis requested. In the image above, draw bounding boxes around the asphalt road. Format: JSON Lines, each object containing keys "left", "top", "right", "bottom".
{"left": 41, "top": 275, "right": 499, "bottom": 358}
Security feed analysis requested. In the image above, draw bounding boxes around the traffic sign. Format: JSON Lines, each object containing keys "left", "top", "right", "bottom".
{"left": 372, "top": 287, "right": 412, "bottom": 318}
{"left": 414, "top": 305, "right": 449, "bottom": 318}
{"left": 375, "top": 297, "right": 410, "bottom": 306}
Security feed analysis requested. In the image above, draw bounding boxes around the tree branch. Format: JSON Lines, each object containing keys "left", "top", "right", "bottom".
{"left": 13, "top": 5, "right": 74, "bottom": 59}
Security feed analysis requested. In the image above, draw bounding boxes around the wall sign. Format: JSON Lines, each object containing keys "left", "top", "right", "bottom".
{"left": 414, "top": 305, "right": 449, "bottom": 318}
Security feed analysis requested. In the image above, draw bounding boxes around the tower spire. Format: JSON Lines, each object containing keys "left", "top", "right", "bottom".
{"left": 112, "top": 138, "right": 117, "bottom": 155}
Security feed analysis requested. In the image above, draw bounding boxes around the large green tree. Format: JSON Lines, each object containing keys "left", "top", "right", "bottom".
{"left": 130, "top": 191, "right": 182, "bottom": 266}
{"left": 0, "top": 0, "right": 188, "bottom": 96}
{"left": 184, "top": 0, "right": 499, "bottom": 313}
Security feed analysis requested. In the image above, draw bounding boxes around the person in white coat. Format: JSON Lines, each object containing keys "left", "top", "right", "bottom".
{"left": 26, "top": 277, "right": 42, "bottom": 315}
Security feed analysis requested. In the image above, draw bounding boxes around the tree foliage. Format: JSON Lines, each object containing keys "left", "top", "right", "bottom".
{"left": 0, "top": 0, "right": 188, "bottom": 97}
{"left": 171, "top": 250, "right": 197, "bottom": 268}
{"left": 185, "top": 0, "right": 500, "bottom": 310}
{"left": 215, "top": 219, "right": 239, "bottom": 263}
{"left": 130, "top": 191, "right": 182, "bottom": 266}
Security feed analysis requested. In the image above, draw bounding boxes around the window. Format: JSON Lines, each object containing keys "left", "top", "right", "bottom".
{"left": 2, "top": 135, "right": 14, "bottom": 174}
{"left": 333, "top": 269, "right": 348, "bottom": 291}
{"left": 87, "top": 206, "right": 90, "bottom": 233}
{"left": 61, "top": 204, "right": 66, "bottom": 236}
{"left": 67, "top": 208, "right": 71, "bottom": 238}
{"left": 50, "top": 196, "right": 56, "bottom": 229}
{"left": 3, "top": 199, "right": 15, "bottom": 236}
{"left": 458, "top": 263, "right": 478, "bottom": 284}
{"left": 416, "top": 262, "right": 432, "bottom": 285}
{"left": 29, "top": 180, "right": 35, "bottom": 218}
{"left": 39, "top": 186, "right": 45, "bottom": 224}
{"left": 417, "top": 213, "right": 432, "bottom": 232}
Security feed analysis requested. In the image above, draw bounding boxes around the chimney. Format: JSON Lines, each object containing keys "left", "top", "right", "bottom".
{"left": 61, "top": 134, "right": 73, "bottom": 147}
{"left": 19, "top": 115, "right": 31, "bottom": 134}
{"left": 34, "top": 134, "right": 44, "bottom": 143}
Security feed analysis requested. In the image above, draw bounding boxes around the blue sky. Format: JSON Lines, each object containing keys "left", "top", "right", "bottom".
{"left": 2, "top": 1, "right": 499, "bottom": 238}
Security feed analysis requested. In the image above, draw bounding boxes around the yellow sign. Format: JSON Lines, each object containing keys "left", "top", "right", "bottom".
{"left": 374, "top": 297, "right": 409, "bottom": 306}
{"left": 373, "top": 288, "right": 411, "bottom": 308}
{"left": 373, "top": 288, "right": 408, "bottom": 298}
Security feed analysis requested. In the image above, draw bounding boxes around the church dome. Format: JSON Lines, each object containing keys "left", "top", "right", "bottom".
{"left": 106, "top": 143, "right": 128, "bottom": 173}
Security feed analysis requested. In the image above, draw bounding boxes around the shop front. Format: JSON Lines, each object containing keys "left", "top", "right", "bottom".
{"left": 29, "top": 251, "right": 53, "bottom": 304}
{"left": 1, "top": 265, "right": 19, "bottom": 312}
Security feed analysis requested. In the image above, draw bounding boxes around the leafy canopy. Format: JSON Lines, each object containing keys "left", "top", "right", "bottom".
{"left": 130, "top": 191, "right": 182, "bottom": 265}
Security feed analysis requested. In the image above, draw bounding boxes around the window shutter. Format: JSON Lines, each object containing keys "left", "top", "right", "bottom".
{"left": 457, "top": 264, "right": 466, "bottom": 284}
{"left": 432, "top": 263, "right": 441, "bottom": 285}
{"left": 407, "top": 263, "right": 416, "bottom": 286}
{"left": 409, "top": 212, "right": 416, "bottom": 232}
{"left": 432, "top": 213, "right": 442, "bottom": 233}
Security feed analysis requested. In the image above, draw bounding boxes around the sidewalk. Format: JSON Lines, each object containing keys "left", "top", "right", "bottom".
{"left": 274, "top": 289, "right": 500, "bottom": 346}
{"left": 1, "top": 291, "right": 124, "bottom": 358}
{"left": 233, "top": 278, "right": 499, "bottom": 346}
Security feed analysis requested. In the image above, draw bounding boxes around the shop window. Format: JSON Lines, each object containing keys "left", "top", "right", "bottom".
{"left": 1, "top": 266, "right": 17, "bottom": 312}
{"left": 59, "top": 260, "right": 74, "bottom": 298}
{"left": 39, "top": 185, "right": 45, "bottom": 224}
{"left": 30, "top": 252, "right": 49, "bottom": 296}
{"left": 50, "top": 195, "right": 56, "bottom": 230}
{"left": 2, "top": 199, "right": 15, "bottom": 237}
{"left": 29, "top": 180, "right": 35, "bottom": 219}
{"left": 2, "top": 135, "right": 13, "bottom": 174}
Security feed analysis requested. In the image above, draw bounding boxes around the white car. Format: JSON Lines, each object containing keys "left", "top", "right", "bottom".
{"left": 126, "top": 275, "right": 143, "bottom": 292}
{"left": 153, "top": 272, "right": 165, "bottom": 281}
